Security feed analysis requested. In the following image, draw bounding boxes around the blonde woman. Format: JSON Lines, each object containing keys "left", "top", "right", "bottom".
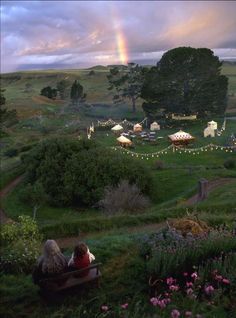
{"left": 33, "top": 240, "right": 68, "bottom": 284}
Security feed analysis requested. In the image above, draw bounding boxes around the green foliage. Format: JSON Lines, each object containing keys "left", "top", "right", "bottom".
{"left": 142, "top": 229, "right": 236, "bottom": 279}
{"left": 141, "top": 47, "right": 228, "bottom": 118}
{"left": 23, "top": 137, "right": 97, "bottom": 206}
{"left": 107, "top": 63, "right": 145, "bottom": 112}
{"left": 56, "top": 79, "right": 69, "bottom": 99}
{"left": 40, "top": 86, "right": 57, "bottom": 99}
{"left": 0, "top": 216, "right": 41, "bottom": 273}
{"left": 64, "top": 148, "right": 153, "bottom": 205}
{"left": 70, "top": 80, "right": 86, "bottom": 105}
{"left": 224, "top": 158, "right": 236, "bottom": 169}
{"left": 4, "top": 148, "right": 18, "bottom": 158}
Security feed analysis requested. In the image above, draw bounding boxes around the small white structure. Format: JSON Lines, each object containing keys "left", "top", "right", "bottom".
{"left": 204, "top": 127, "right": 215, "bottom": 138}
{"left": 133, "top": 123, "right": 142, "bottom": 132}
{"left": 111, "top": 124, "right": 123, "bottom": 133}
{"left": 150, "top": 121, "right": 160, "bottom": 131}
{"left": 207, "top": 120, "right": 217, "bottom": 130}
{"left": 204, "top": 120, "right": 218, "bottom": 138}
{"left": 117, "top": 135, "right": 132, "bottom": 147}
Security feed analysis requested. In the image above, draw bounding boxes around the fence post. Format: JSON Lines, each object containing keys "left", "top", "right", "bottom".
{"left": 198, "top": 178, "right": 209, "bottom": 201}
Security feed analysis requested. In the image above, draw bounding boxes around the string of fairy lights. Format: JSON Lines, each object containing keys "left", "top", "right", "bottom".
{"left": 112, "top": 143, "right": 235, "bottom": 160}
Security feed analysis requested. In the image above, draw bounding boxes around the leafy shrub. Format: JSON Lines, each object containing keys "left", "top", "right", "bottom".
{"left": 99, "top": 180, "right": 150, "bottom": 215}
{"left": 4, "top": 148, "right": 18, "bottom": 157}
{"left": 224, "top": 158, "right": 236, "bottom": 169}
{"left": 23, "top": 137, "right": 98, "bottom": 206}
{"left": 0, "top": 216, "right": 41, "bottom": 273}
{"left": 139, "top": 227, "right": 236, "bottom": 279}
{"left": 64, "top": 148, "right": 153, "bottom": 206}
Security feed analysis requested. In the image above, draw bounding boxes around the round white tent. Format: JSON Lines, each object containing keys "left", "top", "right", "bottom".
{"left": 150, "top": 121, "right": 160, "bottom": 131}
{"left": 168, "top": 130, "right": 195, "bottom": 145}
{"left": 133, "top": 123, "right": 142, "bottom": 132}
{"left": 111, "top": 124, "right": 123, "bottom": 132}
{"left": 117, "top": 135, "right": 132, "bottom": 147}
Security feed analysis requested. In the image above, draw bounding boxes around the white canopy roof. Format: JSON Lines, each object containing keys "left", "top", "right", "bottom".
{"left": 134, "top": 123, "right": 142, "bottom": 128}
{"left": 111, "top": 124, "right": 123, "bottom": 131}
{"left": 168, "top": 130, "right": 194, "bottom": 141}
{"left": 208, "top": 120, "right": 217, "bottom": 124}
{"left": 117, "top": 136, "right": 132, "bottom": 144}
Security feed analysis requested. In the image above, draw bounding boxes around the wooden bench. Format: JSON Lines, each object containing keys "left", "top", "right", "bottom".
{"left": 36, "top": 263, "right": 102, "bottom": 293}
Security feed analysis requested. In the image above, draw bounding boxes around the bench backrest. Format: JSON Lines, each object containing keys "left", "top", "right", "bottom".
{"left": 38, "top": 263, "right": 102, "bottom": 285}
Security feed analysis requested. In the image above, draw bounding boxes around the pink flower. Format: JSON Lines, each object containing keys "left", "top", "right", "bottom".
{"left": 186, "top": 282, "right": 193, "bottom": 288}
{"left": 150, "top": 297, "right": 158, "bottom": 306}
{"left": 222, "top": 278, "right": 230, "bottom": 284}
{"left": 101, "top": 305, "right": 109, "bottom": 312}
{"left": 186, "top": 288, "right": 193, "bottom": 296}
{"left": 121, "top": 303, "right": 129, "bottom": 309}
{"left": 171, "top": 309, "right": 181, "bottom": 318}
{"left": 167, "top": 277, "right": 176, "bottom": 285}
{"left": 157, "top": 300, "right": 166, "bottom": 309}
{"left": 205, "top": 285, "right": 214, "bottom": 295}
{"left": 183, "top": 272, "right": 188, "bottom": 277}
{"left": 185, "top": 311, "right": 192, "bottom": 317}
{"left": 169, "top": 285, "right": 179, "bottom": 291}
{"left": 191, "top": 272, "right": 198, "bottom": 280}
{"left": 163, "top": 298, "right": 171, "bottom": 305}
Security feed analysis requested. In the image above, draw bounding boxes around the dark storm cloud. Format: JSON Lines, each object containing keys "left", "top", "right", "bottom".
{"left": 1, "top": 1, "right": 236, "bottom": 72}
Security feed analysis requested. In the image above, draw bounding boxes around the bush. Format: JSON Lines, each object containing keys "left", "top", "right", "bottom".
{"left": 224, "top": 158, "right": 236, "bottom": 169}
{"left": 0, "top": 216, "right": 41, "bottom": 273}
{"left": 64, "top": 148, "right": 153, "bottom": 206}
{"left": 140, "top": 227, "right": 236, "bottom": 279}
{"left": 23, "top": 137, "right": 98, "bottom": 206}
{"left": 99, "top": 180, "right": 150, "bottom": 215}
{"left": 4, "top": 148, "right": 18, "bottom": 157}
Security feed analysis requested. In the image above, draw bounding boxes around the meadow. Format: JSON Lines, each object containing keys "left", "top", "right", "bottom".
{"left": 0, "top": 62, "right": 236, "bottom": 318}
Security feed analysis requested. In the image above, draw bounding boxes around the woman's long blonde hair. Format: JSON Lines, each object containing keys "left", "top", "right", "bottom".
{"left": 41, "top": 240, "right": 67, "bottom": 274}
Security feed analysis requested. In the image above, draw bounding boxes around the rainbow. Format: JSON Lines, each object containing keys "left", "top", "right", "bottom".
{"left": 116, "top": 30, "right": 128, "bottom": 65}
{"left": 111, "top": 4, "right": 129, "bottom": 65}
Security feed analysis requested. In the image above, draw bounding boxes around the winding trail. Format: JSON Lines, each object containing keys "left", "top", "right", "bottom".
{"left": 0, "top": 175, "right": 24, "bottom": 224}
{"left": 184, "top": 178, "right": 234, "bottom": 205}
{"left": 0, "top": 175, "right": 234, "bottom": 248}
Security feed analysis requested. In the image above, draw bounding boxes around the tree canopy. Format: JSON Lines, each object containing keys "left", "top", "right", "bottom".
{"left": 40, "top": 86, "right": 57, "bottom": 99}
{"left": 23, "top": 138, "right": 152, "bottom": 207}
{"left": 107, "top": 63, "right": 146, "bottom": 112}
{"left": 141, "top": 47, "right": 228, "bottom": 118}
{"left": 70, "top": 80, "right": 86, "bottom": 106}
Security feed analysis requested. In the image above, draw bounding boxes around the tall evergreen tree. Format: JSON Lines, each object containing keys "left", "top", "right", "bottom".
{"left": 107, "top": 63, "right": 146, "bottom": 113}
{"left": 70, "top": 80, "right": 86, "bottom": 106}
{"left": 141, "top": 47, "right": 228, "bottom": 118}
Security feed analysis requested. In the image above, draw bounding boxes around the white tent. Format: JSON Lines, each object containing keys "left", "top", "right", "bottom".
{"left": 207, "top": 120, "right": 217, "bottom": 130}
{"left": 204, "top": 127, "right": 215, "bottom": 138}
{"left": 150, "top": 121, "right": 160, "bottom": 131}
{"left": 168, "top": 130, "right": 195, "bottom": 145}
{"left": 117, "top": 135, "right": 132, "bottom": 147}
{"left": 133, "top": 123, "right": 142, "bottom": 132}
{"left": 111, "top": 124, "right": 123, "bottom": 131}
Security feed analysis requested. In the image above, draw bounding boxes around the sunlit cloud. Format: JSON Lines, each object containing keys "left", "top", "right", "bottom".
{"left": 1, "top": 1, "right": 236, "bottom": 72}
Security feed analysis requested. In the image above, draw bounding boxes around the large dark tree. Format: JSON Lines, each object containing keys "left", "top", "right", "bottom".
{"left": 0, "top": 89, "right": 18, "bottom": 129}
{"left": 40, "top": 86, "right": 57, "bottom": 99}
{"left": 56, "top": 80, "right": 69, "bottom": 99}
{"left": 141, "top": 47, "right": 228, "bottom": 118}
{"left": 70, "top": 80, "right": 86, "bottom": 106}
{"left": 107, "top": 63, "right": 146, "bottom": 113}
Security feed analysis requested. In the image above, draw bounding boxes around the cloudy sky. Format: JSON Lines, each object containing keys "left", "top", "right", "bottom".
{"left": 1, "top": 1, "right": 236, "bottom": 72}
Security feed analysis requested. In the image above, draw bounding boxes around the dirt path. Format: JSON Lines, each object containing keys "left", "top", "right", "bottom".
{"left": 184, "top": 178, "right": 234, "bottom": 206}
{"left": 0, "top": 175, "right": 24, "bottom": 224}
{"left": 55, "top": 222, "right": 166, "bottom": 249}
